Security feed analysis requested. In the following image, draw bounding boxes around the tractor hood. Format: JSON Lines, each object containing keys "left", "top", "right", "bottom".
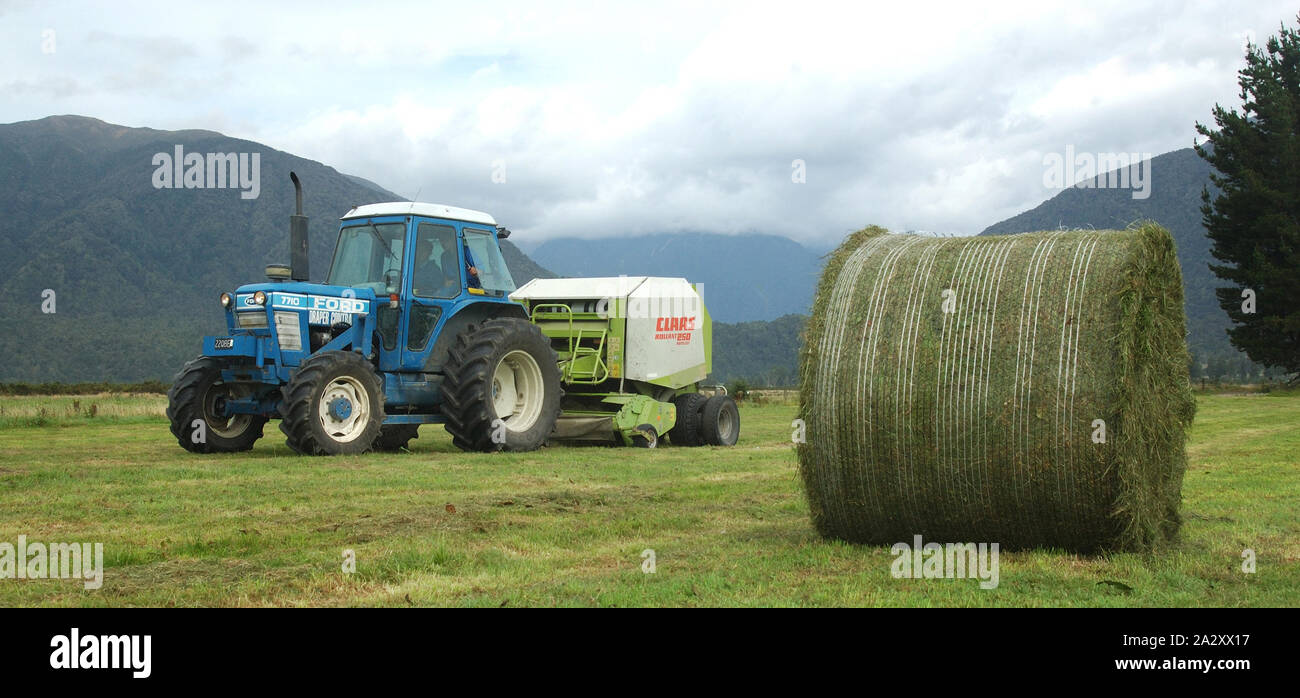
{"left": 231, "top": 281, "right": 378, "bottom": 324}
{"left": 211, "top": 279, "right": 382, "bottom": 375}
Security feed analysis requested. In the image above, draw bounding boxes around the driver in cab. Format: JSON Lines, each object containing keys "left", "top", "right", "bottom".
{"left": 413, "top": 231, "right": 480, "bottom": 297}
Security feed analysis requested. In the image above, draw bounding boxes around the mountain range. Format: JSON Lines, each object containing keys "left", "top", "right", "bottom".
{"left": 533, "top": 147, "right": 1253, "bottom": 383}
{"left": 0, "top": 116, "right": 547, "bottom": 381}
{"left": 0, "top": 115, "right": 1260, "bottom": 385}
{"left": 979, "top": 146, "right": 1232, "bottom": 363}
{"left": 526, "top": 233, "right": 823, "bottom": 323}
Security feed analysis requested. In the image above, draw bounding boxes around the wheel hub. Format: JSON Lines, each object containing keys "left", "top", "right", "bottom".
{"left": 202, "top": 383, "right": 253, "bottom": 438}
{"left": 491, "top": 350, "right": 545, "bottom": 433}
{"left": 327, "top": 396, "right": 353, "bottom": 420}
{"left": 317, "top": 376, "right": 371, "bottom": 443}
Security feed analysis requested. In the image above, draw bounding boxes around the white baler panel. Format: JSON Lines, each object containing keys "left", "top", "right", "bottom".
{"left": 624, "top": 277, "right": 705, "bottom": 386}
{"left": 511, "top": 276, "right": 648, "bottom": 302}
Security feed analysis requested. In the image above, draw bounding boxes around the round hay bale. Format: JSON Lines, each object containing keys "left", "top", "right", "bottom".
{"left": 796, "top": 223, "right": 1195, "bottom": 552}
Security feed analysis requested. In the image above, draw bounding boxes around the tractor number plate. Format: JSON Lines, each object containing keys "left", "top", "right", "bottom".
{"left": 214, "top": 338, "right": 234, "bottom": 350}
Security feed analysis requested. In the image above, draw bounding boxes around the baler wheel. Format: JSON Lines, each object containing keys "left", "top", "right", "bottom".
{"left": 630, "top": 424, "right": 659, "bottom": 448}
{"left": 666, "top": 393, "right": 707, "bottom": 447}
{"left": 440, "top": 317, "right": 562, "bottom": 452}
{"left": 167, "top": 356, "right": 267, "bottom": 453}
{"left": 700, "top": 394, "right": 740, "bottom": 446}
{"left": 279, "top": 350, "right": 385, "bottom": 455}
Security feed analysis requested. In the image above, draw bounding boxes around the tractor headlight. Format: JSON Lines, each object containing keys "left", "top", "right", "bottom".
{"left": 220, "top": 292, "right": 233, "bottom": 309}
{"left": 252, "top": 291, "right": 267, "bottom": 306}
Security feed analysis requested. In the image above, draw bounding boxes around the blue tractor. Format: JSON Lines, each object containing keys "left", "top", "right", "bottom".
{"left": 166, "top": 173, "right": 562, "bottom": 455}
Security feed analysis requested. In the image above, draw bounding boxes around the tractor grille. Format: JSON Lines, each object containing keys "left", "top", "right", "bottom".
{"left": 236, "top": 311, "right": 268, "bottom": 329}
{"left": 274, "top": 311, "right": 303, "bottom": 351}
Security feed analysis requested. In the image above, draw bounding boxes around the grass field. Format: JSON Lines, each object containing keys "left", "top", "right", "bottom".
{"left": 0, "top": 392, "right": 1296, "bottom": 607}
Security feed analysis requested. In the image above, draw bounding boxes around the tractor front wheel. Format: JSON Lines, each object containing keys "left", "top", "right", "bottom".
{"left": 167, "top": 357, "right": 267, "bottom": 453}
{"left": 279, "top": 351, "right": 385, "bottom": 455}
{"left": 440, "top": 318, "right": 561, "bottom": 452}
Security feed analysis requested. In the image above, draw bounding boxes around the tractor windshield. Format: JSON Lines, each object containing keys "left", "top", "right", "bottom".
{"left": 463, "top": 228, "right": 515, "bottom": 295}
{"left": 327, "top": 222, "right": 406, "bottom": 293}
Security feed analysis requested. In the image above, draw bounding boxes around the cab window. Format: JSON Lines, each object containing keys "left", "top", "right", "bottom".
{"left": 462, "top": 227, "right": 516, "bottom": 294}
{"left": 411, "top": 223, "right": 460, "bottom": 299}
{"left": 327, "top": 222, "right": 405, "bottom": 294}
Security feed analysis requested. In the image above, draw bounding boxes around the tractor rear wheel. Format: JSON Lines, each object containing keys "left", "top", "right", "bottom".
{"left": 666, "top": 392, "right": 707, "bottom": 446}
{"left": 279, "top": 351, "right": 385, "bottom": 455}
{"left": 440, "top": 317, "right": 561, "bottom": 452}
{"left": 373, "top": 424, "right": 420, "bottom": 451}
{"left": 167, "top": 356, "right": 267, "bottom": 453}
{"left": 700, "top": 394, "right": 740, "bottom": 446}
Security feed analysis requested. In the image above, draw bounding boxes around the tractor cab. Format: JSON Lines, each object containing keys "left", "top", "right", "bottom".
{"left": 330, "top": 203, "right": 516, "bottom": 300}
{"left": 331, "top": 203, "right": 520, "bottom": 374}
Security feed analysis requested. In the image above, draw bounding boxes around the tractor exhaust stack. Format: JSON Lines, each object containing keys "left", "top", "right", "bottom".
{"left": 289, "top": 171, "right": 309, "bottom": 281}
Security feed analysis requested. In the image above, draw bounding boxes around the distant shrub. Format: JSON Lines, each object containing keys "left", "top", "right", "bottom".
{"left": 727, "top": 378, "right": 751, "bottom": 401}
{"left": 0, "top": 381, "right": 169, "bottom": 395}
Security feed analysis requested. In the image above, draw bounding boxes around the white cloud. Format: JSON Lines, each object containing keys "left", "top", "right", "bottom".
{"left": 0, "top": 0, "right": 1296, "bottom": 245}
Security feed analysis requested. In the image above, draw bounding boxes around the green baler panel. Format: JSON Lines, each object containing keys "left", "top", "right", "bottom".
{"left": 531, "top": 302, "right": 627, "bottom": 383}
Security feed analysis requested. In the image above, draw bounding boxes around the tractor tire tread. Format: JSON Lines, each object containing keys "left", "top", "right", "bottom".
{"left": 279, "top": 351, "right": 384, "bottom": 455}
{"left": 373, "top": 424, "right": 420, "bottom": 451}
{"left": 666, "top": 392, "right": 708, "bottom": 447}
{"left": 701, "top": 394, "right": 740, "bottom": 446}
{"left": 440, "top": 318, "right": 562, "bottom": 453}
{"left": 166, "top": 356, "right": 266, "bottom": 453}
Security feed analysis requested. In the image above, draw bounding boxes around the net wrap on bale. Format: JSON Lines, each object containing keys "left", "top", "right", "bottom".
{"left": 797, "top": 223, "right": 1195, "bottom": 552}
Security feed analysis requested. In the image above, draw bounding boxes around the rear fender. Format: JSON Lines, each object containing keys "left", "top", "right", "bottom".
{"left": 421, "top": 300, "right": 527, "bottom": 373}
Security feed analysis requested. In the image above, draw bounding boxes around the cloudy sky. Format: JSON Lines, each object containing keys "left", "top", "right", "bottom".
{"left": 1, "top": 0, "right": 1294, "bottom": 248}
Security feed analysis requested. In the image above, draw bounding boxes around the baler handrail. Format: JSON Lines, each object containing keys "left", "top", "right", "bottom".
{"left": 529, "top": 303, "right": 576, "bottom": 351}
{"left": 529, "top": 302, "right": 574, "bottom": 321}
{"left": 529, "top": 302, "right": 578, "bottom": 381}
{"left": 528, "top": 302, "right": 609, "bottom": 384}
